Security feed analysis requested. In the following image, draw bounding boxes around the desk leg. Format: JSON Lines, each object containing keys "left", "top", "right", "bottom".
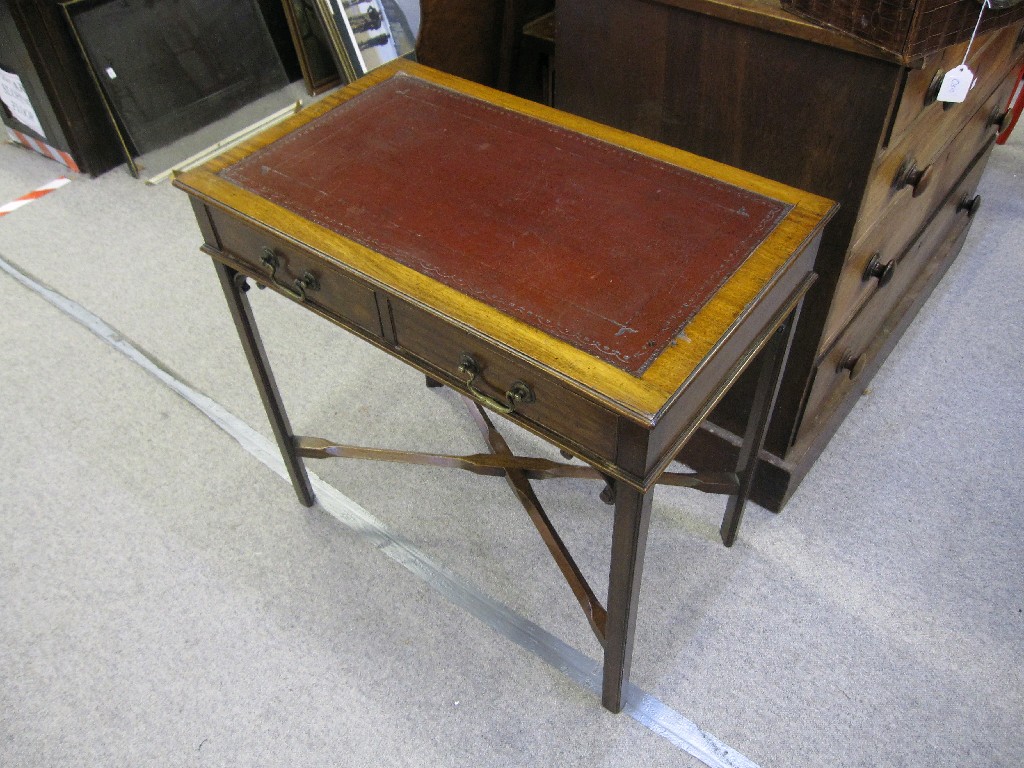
{"left": 720, "top": 307, "right": 800, "bottom": 546}
{"left": 603, "top": 483, "right": 653, "bottom": 713}
{"left": 214, "top": 261, "right": 315, "bottom": 507}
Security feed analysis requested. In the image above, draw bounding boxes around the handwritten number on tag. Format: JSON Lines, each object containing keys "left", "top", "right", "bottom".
{"left": 937, "top": 64, "right": 975, "bottom": 103}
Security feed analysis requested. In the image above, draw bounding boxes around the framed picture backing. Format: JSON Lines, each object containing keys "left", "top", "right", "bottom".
{"left": 62, "top": 0, "right": 289, "bottom": 173}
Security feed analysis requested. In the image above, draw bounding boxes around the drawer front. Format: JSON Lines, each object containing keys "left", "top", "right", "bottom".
{"left": 803, "top": 143, "right": 991, "bottom": 427}
{"left": 850, "top": 68, "right": 1017, "bottom": 250}
{"left": 209, "top": 210, "right": 384, "bottom": 339}
{"left": 823, "top": 75, "right": 1014, "bottom": 351}
{"left": 388, "top": 298, "right": 620, "bottom": 462}
{"left": 887, "top": 24, "right": 1024, "bottom": 148}
{"left": 387, "top": 296, "right": 618, "bottom": 460}
{"left": 859, "top": 56, "right": 1020, "bottom": 244}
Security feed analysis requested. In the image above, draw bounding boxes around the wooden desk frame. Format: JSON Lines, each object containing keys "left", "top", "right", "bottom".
{"left": 176, "top": 61, "right": 835, "bottom": 713}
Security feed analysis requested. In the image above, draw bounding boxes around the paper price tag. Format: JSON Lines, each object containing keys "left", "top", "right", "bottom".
{"left": 937, "top": 64, "right": 975, "bottom": 104}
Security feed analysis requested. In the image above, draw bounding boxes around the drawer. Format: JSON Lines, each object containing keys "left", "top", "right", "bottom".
{"left": 850, "top": 69, "right": 1017, "bottom": 248}
{"left": 822, "top": 76, "right": 1013, "bottom": 351}
{"left": 388, "top": 298, "right": 620, "bottom": 462}
{"left": 887, "top": 24, "right": 1024, "bottom": 148}
{"left": 207, "top": 209, "right": 384, "bottom": 339}
{"left": 802, "top": 143, "right": 991, "bottom": 428}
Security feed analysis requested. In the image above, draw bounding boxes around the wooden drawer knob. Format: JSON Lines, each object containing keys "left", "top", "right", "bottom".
{"left": 864, "top": 253, "right": 896, "bottom": 287}
{"left": 838, "top": 351, "right": 868, "bottom": 380}
{"left": 957, "top": 193, "right": 982, "bottom": 217}
{"left": 924, "top": 70, "right": 945, "bottom": 106}
{"left": 894, "top": 159, "right": 933, "bottom": 197}
{"left": 990, "top": 108, "right": 1012, "bottom": 134}
{"left": 925, "top": 69, "right": 959, "bottom": 111}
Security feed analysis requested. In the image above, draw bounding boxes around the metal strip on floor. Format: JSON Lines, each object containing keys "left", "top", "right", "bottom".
{"left": 0, "top": 251, "right": 761, "bottom": 768}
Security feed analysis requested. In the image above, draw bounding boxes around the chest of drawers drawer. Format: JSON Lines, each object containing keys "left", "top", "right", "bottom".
{"left": 887, "top": 24, "right": 1024, "bottom": 147}
{"left": 802, "top": 141, "right": 991, "bottom": 429}
{"left": 822, "top": 73, "right": 1017, "bottom": 350}
{"left": 853, "top": 42, "right": 1021, "bottom": 245}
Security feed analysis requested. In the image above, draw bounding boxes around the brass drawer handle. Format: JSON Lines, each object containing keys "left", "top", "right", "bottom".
{"left": 924, "top": 69, "right": 945, "bottom": 106}
{"left": 893, "top": 159, "right": 933, "bottom": 197}
{"left": 458, "top": 353, "right": 535, "bottom": 415}
{"left": 989, "top": 108, "right": 1012, "bottom": 134}
{"left": 260, "top": 247, "right": 319, "bottom": 302}
{"left": 864, "top": 253, "right": 896, "bottom": 287}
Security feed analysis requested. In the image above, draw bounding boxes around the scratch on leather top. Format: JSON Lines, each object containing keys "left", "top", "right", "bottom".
{"left": 222, "top": 73, "right": 792, "bottom": 375}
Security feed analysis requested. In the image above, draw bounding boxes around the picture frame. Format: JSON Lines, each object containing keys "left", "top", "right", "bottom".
{"left": 281, "top": 0, "right": 343, "bottom": 95}
{"left": 313, "top": 0, "right": 418, "bottom": 82}
{"left": 61, "top": 0, "right": 288, "bottom": 176}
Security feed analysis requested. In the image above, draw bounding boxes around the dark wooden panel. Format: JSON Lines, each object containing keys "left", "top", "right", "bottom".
{"left": 67, "top": 0, "right": 288, "bottom": 155}
{"left": 4, "top": 0, "right": 122, "bottom": 174}
{"left": 557, "top": 0, "right": 898, "bottom": 210}
{"left": 416, "top": 0, "right": 505, "bottom": 85}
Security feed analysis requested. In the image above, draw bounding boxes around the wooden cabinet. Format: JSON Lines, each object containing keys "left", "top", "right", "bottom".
{"left": 0, "top": 0, "right": 122, "bottom": 175}
{"left": 555, "top": 0, "right": 1024, "bottom": 509}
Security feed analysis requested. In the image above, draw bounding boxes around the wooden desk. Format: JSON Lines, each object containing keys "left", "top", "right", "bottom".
{"left": 174, "top": 61, "right": 835, "bottom": 713}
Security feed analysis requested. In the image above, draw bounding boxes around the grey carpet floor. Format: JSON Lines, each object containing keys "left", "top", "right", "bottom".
{"left": 0, "top": 123, "right": 1021, "bottom": 767}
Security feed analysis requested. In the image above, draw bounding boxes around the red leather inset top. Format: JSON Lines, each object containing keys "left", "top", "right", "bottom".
{"left": 222, "top": 74, "right": 790, "bottom": 374}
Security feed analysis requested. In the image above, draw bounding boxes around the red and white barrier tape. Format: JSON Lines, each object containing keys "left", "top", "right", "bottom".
{"left": 0, "top": 176, "right": 71, "bottom": 219}
{"left": 6, "top": 128, "right": 81, "bottom": 173}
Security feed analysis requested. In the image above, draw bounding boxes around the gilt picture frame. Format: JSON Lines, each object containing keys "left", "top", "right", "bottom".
{"left": 313, "top": 0, "right": 418, "bottom": 82}
{"left": 281, "top": 0, "right": 343, "bottom": 95}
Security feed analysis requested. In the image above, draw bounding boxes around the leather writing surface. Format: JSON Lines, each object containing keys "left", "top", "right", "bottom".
{"left": 222, "top": 74, "right": 791, "bottom": 374}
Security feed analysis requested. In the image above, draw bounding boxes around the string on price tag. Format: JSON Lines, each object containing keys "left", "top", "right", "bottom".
{"left": 938, "top": 0, "right": 992, "bottom": 103}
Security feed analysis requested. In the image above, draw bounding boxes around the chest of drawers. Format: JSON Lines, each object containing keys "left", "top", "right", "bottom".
{"left": 555, "top": 0, "right": 1024, "bottom": 509}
